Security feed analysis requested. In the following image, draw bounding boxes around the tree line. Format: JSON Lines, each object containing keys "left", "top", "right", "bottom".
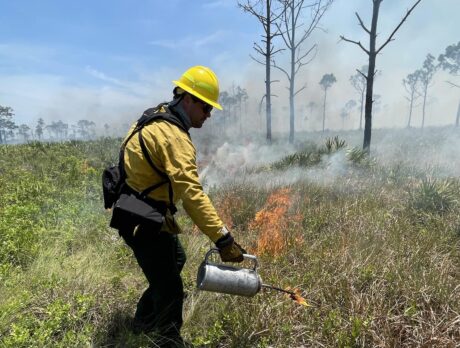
{"left": 2, "top": 2, "right": 459, "bottom": 151}
{"left": 403, "top": 42, "right": 460, "bottom": 129}
{"left": 2, "top": 35, "right": 458, "bottom": 145}
{"left": 0, "top": 110, "right": 101, "bottom": 144}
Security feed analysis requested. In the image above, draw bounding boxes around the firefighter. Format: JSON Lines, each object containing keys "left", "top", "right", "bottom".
{"left": 118, "top": 66, "right": 246, "bottom": 346}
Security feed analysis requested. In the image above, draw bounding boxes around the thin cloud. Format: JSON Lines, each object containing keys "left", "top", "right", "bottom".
{"left": 148, "top": 39, "right": 180, "bottom": 49}
{"left": 195, "top": 30, "right": 228, "bottom": 47}
{"left": 149, "top": 30, "right": 228, "bottom": 50}
{"left": 85, "top": 66, "right": 123, "bottom": 86}
{"left": 202, "top": 0, "right": 236, "bottom": 9}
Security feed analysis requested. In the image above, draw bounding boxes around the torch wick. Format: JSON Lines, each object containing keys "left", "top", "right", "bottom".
{"left": 261, "top": 283, "right": 295, "bottom": 296}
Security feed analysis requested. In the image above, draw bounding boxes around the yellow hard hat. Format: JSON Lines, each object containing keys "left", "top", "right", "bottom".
{"left": 173, "top": 66, "right": 223, "bottom": 110}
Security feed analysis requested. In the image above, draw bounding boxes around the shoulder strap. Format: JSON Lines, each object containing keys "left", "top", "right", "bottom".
{"left": 140, "top": 108, "right": 189, "bottom": 135}
{"left": 137, "top": 129, "right": 167, "bottom": 180}
{"left": 137, "top": 129, "right": 176, "bottom": 213}
{"left": 119, "top": 107, "right": 185, "bottom": 213}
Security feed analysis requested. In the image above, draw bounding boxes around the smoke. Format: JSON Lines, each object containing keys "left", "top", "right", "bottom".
{"left": 198, "top": 126, "right": 460, "bottom": 193}
{"left": 200, "top": 141, "right": 297, "bottom": 187}
{"left": 372, "top": 127, "right": 460, "bottom": 177}
{"left": 199, "top": 138, "right": 352, "bottom": 190}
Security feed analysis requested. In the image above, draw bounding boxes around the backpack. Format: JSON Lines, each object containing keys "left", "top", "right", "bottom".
{"left": 102, "top": 106, "right": 188, "bottom": 211}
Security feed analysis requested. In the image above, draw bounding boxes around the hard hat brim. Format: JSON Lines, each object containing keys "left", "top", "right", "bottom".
{"left": 173, "top": 80, "right": 223, "bottom": 110}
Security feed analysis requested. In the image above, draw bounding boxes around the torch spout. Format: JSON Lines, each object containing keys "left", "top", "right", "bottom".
{"left": 261, "top": 283, "right": 296, "bottom": 296}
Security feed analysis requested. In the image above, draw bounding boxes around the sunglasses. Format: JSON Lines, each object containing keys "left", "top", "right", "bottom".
{"left": 190, "top": 95, "right": 213, "bottom": 114}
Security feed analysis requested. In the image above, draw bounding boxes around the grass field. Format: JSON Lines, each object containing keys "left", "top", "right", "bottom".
{"left": 0, "top": 127, "right": 459, "bottom": 347}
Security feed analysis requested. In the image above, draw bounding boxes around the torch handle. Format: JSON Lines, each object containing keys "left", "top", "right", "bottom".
{"left": 204, "top": 248, "right": 259, "bottom": 271}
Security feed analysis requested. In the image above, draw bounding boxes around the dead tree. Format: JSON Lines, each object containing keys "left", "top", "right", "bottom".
{"left": 350, "top": 66, "right": 367, "bottom": 130}
{"left": 239, "top": 0, "right": 285, "bottom": 143}
{"left": 403, "top": 71, "right": 421, "bottom": 128}
{"left": 319, "top": 73, "right": 337, "bottom": 132}
{"left": 341, "top": 0, "right": 422, "bottom": 153}
{"left": 418, "top": 54, "right": 436, "bottom": 129}
{"left": 275, "top": 0, "right": 333, "bottom": 143}
{"left": 438, "top": 41, "right": 460, "bottom": 127}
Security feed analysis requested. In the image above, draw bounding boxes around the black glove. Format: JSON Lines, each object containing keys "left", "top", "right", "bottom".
{"left": 215, "top": 232, "right": 247, "bottom": 263}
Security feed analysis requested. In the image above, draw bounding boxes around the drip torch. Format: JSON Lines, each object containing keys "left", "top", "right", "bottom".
{"left": 196, "top": 248, "right": 308, "bottom": 304}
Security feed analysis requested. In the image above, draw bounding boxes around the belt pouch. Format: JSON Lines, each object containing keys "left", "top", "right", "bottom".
{"left": 110, "top": 193, "right": 164, "bottom": 230}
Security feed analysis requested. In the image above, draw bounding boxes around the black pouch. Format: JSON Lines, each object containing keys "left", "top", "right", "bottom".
{"left": 109, "top": 193, "right": 165, "bottom": 230}
{"left": 102, "top": 165, "right": 122, "bottom": 209}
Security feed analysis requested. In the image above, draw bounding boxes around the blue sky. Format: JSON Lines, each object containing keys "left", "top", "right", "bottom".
{"left": 0, "top": 1, "right": 253, "bottom": 79}
{"left": 1, "top": 0, "right": 459, "bottom": 130}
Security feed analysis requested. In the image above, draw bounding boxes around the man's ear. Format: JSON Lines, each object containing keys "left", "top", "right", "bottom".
{"left": 181, "top": 93, "right": 191, "bottom": 106}
{"left": 181, "top": 93, "right": 193, "bottom": 113}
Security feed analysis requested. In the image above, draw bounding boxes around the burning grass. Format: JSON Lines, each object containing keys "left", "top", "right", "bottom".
{"left": 248, "top": 188, "right": 301, "bottom": 257}
{"left": 277, "top": 286, "right": 310, "bottom": 307}
{"left": 287, "top": 288, "right": 309, "bottom": 307}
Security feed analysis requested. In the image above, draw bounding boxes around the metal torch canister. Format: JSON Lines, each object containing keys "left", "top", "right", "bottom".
{"left": 196, "top": 248, "right": 262, "bottom": 297}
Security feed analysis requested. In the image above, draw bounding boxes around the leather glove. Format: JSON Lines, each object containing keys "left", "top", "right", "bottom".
{"left": 215, "top": 231, "right": 247, "bottom": 263}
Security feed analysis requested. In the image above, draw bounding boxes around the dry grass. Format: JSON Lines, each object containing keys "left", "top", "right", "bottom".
{"left": 1, "top": 131, "right": 459, "bottom": 347}
{"left": 179, "top": 142, "right": 460, "bottom": 347}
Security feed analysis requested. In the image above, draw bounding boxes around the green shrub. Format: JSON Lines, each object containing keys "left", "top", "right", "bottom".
{"left": 2, "top": 293, "right": 94, "bottom": 348}
{"left": 323, "top": 136, "right": 346, "bottom": 154}
{"left": 409, "top": 177, "right": 459, "bottom": 214}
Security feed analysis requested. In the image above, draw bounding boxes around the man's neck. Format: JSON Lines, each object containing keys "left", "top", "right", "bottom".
{"left": 168, "top": 100, "right": 192, "bottom": 130}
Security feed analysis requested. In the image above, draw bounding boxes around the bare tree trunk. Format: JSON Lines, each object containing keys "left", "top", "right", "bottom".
{"left": 266, "top": 82, "right": 272, "bottom": 141}
{"left": 289, "top": 7, "right": 295, "bottom": 143}
{"left": 289, "top": 81, "right": 294, "bottom": 141}
{"left": 407, "top": 92, "right": 414, "bottom": 128}
{"left": 363, "top": 1, "right": 380, "bottom": 152}
{"left": 266, "top": 1, "right": 272, "bottom": 143}
{"left": 359, "top": 89, "right": 364, "bottom": 130}
{"left": 421, "top": 84, "right": 428, "bottom": 129}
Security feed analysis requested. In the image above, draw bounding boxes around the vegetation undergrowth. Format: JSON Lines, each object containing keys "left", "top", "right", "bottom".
{"left": 1, "top": 130, "right": 459, "bottom": 347}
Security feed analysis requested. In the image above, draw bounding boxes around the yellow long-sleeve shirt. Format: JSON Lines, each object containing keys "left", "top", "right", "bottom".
{"left": 123, "top": 115, "right": 225, "bottom": 242}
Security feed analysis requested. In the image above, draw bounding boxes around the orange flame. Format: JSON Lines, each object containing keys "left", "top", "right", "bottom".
{"left": 249, "top": 188, "right": 292, "bottom": 256}
{"left": 286, "top": 287, "right": 309, "bottom": 307}
{"left": 251, "top": 192, "right": 290, "bottom": 255}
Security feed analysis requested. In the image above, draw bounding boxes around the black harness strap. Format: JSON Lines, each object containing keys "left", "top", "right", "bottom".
{"left": 119, "top": 107, "right": 188, "bottom": 214}
{"left": 138, "top": 129, "right": 176, "bottom": 213}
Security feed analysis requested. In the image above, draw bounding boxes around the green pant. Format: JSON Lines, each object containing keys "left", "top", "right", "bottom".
{"left": 121, "top": 225, "right": 186, "bottom": 338}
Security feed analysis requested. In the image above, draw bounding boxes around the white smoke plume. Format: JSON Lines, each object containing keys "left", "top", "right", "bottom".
{"left": 197, "top": 127, "right": 460, "bottom": 191}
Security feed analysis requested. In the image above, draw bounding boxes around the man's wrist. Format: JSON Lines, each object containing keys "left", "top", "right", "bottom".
{"left": 220, "top": 226, "right": 229, "bottom": 235}
{"left": 215, "top": 229, "right": 234, "bottom": 249}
